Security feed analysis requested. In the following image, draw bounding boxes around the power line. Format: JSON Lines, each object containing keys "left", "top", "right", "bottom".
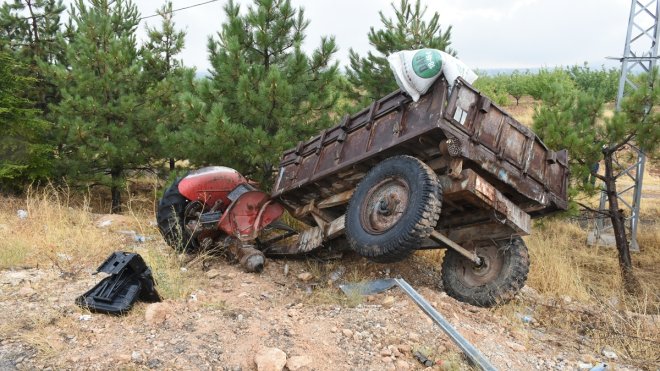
{"left": 139, "top": 0, "right": 221, "bottom": 21}
{"left": 16, "top": 0, "right": 222, "bottom": 22}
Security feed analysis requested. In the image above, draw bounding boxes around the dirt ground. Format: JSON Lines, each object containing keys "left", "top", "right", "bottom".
{"left": 0, "top": 229, "right": 652, "bottom": 371}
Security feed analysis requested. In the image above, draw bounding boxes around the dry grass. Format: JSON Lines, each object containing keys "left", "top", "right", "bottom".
{"left": 0, "top": 185, "right": 119, "bottom": 271}
{"left": 0, "top": 184, "right": 202, "bottom": 300}
{"left": 499, "top": 100, "right": 660, "bottom": 368}
{"left": 524, "top": 220, "right": 591, "bottom": 300}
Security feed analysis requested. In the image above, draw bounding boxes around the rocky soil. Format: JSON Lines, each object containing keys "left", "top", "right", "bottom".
{"left": 0, "top": 217, "right": 651, "bottom": 370}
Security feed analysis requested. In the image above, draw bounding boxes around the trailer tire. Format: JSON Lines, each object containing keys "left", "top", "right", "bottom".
{"left": 156, "top": 176, "right": 199, "bottom": 253}
{"left": 345, "top": 155, "right": 442, "bottom": 263}
{"left": 441, "top": 237, "right": 529, "bottom": 307}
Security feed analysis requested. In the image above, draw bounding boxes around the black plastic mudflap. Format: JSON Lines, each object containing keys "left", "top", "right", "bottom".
{"left": 75, "top": 252, "right": 161, "bottom": 314}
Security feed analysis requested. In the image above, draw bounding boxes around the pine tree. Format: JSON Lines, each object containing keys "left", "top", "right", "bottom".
{"left": 141, "top": 1, "right": 190, "bottom": 172}
{"left": 177, "top": 0, "right": 341, "bottom": 184}
{"left": 346, "top": 0, "right": 454, "bottom": 103}
{"left": 52, "top": 0, "right": 153, "bottom": 213}
{"left": 0, "top": 0, "right": 66, "bottom": 114}
{"left": 533, "top": 72, "right": 660, "bottom": 294}
{"left": 0, "top": 52, "right": 51, "bottom": 193}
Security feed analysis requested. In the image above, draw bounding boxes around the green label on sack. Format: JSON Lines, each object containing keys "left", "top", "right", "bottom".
{"left": 412, "top": 49, "right": 442, "bottom": 78}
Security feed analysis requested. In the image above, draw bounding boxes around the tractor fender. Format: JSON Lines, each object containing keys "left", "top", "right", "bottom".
{"left": 218, "top": 191, "right": 284, "bottom": 241}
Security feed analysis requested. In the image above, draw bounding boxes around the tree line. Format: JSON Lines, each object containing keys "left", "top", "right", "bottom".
{"left": 0, "top": 0, "right": 453, "bottom": 211}
{"left": 0, "top": 0, "right": 656, "bottom": 212}
{"left": 474, "top": 64, "right": 620, "bottom": 106}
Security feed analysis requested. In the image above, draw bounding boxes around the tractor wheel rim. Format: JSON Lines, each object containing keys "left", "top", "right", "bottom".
{"left": 360, "top": 177, "right": 410, "bottom": 235}
{"left": 458, "top": 243, "right": 504, "bottom": 287}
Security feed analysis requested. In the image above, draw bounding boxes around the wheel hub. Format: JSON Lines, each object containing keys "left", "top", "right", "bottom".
{"left": 361, "top": 177, "right": 410, "bottom": 234}
{"left": 457, "top": 243, "right": 503, "bottom": 287}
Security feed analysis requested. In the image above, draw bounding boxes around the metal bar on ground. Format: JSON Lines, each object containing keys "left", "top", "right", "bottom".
{"left": 393, "top": 278, "right": 497, "bottom": 371}
{"left": 339, "top": 278, "right": 497, "bottom": 371}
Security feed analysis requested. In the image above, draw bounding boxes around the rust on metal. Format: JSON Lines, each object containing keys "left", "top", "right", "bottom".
{"left": 436, "top": 169, "right": 531, "bottom": 242}
{"left": 272, "top": 76, "right": 567, "bottom": 247}
{"left": 452, "top": 242, "right": 503, "bottom": 287}
{"left": 429, "top": 230, "right": 481, "bottom": 265}
{"left": 273, "top": 77, "right": 567, "bottom": 220}
{"left": 361, "top": 177, "right": 409, "bottom": 235}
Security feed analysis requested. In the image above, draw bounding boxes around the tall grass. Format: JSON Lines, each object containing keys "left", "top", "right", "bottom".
{"left": 524, "top": 220, "right": 591, "bottom": 300}
{"left": 0, "top": 184, "right": 200, "bottom": 300}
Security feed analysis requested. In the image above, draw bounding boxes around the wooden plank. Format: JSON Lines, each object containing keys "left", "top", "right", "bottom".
{"left": 317, "top": 189, "right": 355, "bottom": 209}
{"left": 325, "top": 215, "right": 345, "bottom": 240}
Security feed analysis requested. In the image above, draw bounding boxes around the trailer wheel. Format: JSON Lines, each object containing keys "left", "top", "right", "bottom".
{"left": 441, "top": 237, "right": 529, "bottom": 307}
{"left": 156, "top": 176, "right": 199, "bottom": 253}
{"left": 345, "top": 155, "right": 442, "bottom": 263}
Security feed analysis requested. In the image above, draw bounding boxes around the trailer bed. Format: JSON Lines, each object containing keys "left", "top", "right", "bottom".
{"left": 272, "top": 77, "right": 568, "bottom": 222}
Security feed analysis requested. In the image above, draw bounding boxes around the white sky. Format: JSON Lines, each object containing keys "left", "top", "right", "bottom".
{"left": 134, "top": 0, "right": 632, "bottom": 73}
{"left": 6, "top": 0, "right": 635, "bottom": 72}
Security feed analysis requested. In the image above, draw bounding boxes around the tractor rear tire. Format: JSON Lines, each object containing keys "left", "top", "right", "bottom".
{"left": 441, "top": 237, "right": 529, "bottom": 307}
{"left": 345, "top": 155, "right": 442, "bottom": 263}
{"left": 156, "top": 176, "right": 199, "bottom": 253}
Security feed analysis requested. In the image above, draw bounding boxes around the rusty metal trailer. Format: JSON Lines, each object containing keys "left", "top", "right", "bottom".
{"left": 269, "top": 77, "right": 569, "bottom": 307}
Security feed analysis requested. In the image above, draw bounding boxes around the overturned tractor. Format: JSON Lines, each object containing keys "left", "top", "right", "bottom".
{"left": 156, "top": 77, "right": 568, "bottom": 307}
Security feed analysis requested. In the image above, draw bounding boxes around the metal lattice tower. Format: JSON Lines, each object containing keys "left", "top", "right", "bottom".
{"left": 590, "top": 0, "right": 659, "bottom": 251}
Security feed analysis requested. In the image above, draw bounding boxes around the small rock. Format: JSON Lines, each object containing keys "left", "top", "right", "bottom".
{"left": 382, "top": 356, "right": 394, "bottom": 363}
{"left": 17, "top": 209, "right": 28, "bottom": 219}
{"left": 505, "top": 341, "right": 526, "bottom": 352}
{"left": 398, "top": 344, "right": 412, "bottom": 353}
{"left": 601, "top": 347, "right": 617, "bottom": 360}
{"left": 436, "top": 344, "right": 447, "bottom": 354}
{"left": 17, "top": 286, "right": 36, "bottom": 297}
{"left": 79, "top": 314, "right": 92, "bottom": 321}
{"left": 395, "top": 360, "right": 410, "bottom": 370}
{"left": 562, "top": 295, "right": 572, "bottom": 304}
{"left": 382, "top": 296, "right": 396, "bottom": 307}
{"left": 254, "top": 347, "right": 287, "bottom": 371}
{"left": 97, "top": 219, "right": 112, "bottom": 228}
{"left": 286, "top": 355, "right": 312, "bottom": 370}
{"left": 380, "top": 348, "right": 392, "bottom": 356}
{"left": 342, "top": 329, "right": 353, "bottom": 337}
{"left": 147, "top": 359, "right": 163, "bottom": 369}
{"left": 582, "top": 355, "right": 598, "bottom": 364}
{"left": 297, "top": 272, "right": 314, "bottom": 282}
{"left": 145, "top": 302, "right": 172, "bottom": 326}
{"left": 284, "top": 264, "right": 289, "bottom": 276}
{"left": 287, "top": 309, "right": 298, "bottom": 318}
{"left": 330, "top": 326, "right": 338, "bottom": 333}
{"left": 221, "top": 272, "right": 237, "bottom": 279}
{"left": 116, "top": 354, "right": 132, "bottom": 363}
{"left": 206, "top": 269, "right": 221, "bottom": 279}
{"left": 408, "top": 332, "right": 419, "bottom": 342}
{"left": 577, "top": 362, "right": 594, "bottom": 370}
{"left": 131, "top": 351, "right": 143, "bottom": 363}
{"left": 520, "top": 285, "right": 540, "bottom": 299}
{"left": 329, "top": 266, "right": 345, "bottom": 281}
{"left": 590, "top": 363, "right": 608, "bottom": 371}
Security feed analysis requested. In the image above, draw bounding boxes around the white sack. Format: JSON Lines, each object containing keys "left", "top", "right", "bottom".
{"left": 388, "top": 48, "right": 478, "bottom": 101}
